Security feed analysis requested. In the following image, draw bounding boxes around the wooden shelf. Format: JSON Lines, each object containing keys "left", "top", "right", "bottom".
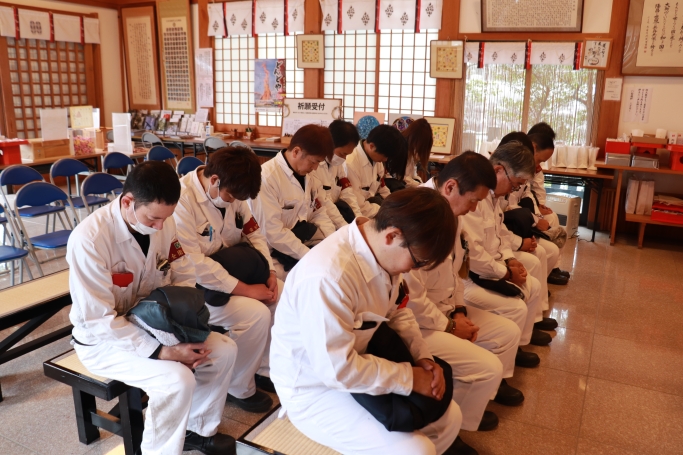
{"left": 625, "top": 213, "right": 683, "bottom": 228}
{"left": 596, "top": 161, "right": 683, "bottom": 176}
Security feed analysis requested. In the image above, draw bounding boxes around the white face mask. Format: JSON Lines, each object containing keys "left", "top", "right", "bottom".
{"left": 329, "top": 153, "right": 346, "bottom": 167}
{"left": 206, "top": 179, "right": 231, "bottom": 208}
{"left": 129, "top": 201, "right": 159, "bottom": 235}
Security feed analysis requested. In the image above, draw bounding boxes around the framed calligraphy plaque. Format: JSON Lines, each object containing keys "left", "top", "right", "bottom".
{"left": 481, "top": 0, "right": 584, "bottom": 33}
{"left": 121, "top": 6, "right": 161, "bottom": 110}
{"left": 582, "top": 39, "right": 612, "bottom": 70}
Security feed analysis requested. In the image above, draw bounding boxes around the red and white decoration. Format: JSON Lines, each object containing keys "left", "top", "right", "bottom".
{"left": 225, "top": 1, "right": 253, "bottom": 37}
{"left": 254, "top": 0, "right": 285, "bottom": 34}
{"left": 377, "top": 0, "right": 417, "bottom": 32}
{"left": 207, "top": 2, "right": 226, "bottom": 37}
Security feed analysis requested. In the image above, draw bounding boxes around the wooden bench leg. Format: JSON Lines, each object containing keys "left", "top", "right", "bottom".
{"left": 120, "top": 388, "right": 144, "bottom": 455}
{"left": 638, "top": 223, "right": 646, "bottom": 249}
{"left": 73, "top": 389, "right": 100, "bottom": 444}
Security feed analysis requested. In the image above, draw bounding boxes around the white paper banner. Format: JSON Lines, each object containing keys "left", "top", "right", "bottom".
{"left": 464, "top": 42, "right": 480, "bottom": 65}
{"left": 482, "top": 42, "right": 526, "bottom": 65}
{"left": 83, "top": 17, "right": 100, "bottom": 44}
{"left": 377, "top": 0, "right": 416, "bottom": 31}
{"left": 53, "top": 14, "right": 81, "bottom": 44}
{"left": 18, "top": 9, "right": 51, "bottom": 41}
{"left": 207, "top": 3, "right": 226, "bottom": 37}
{"left": 255, "top": 0, "right": 284, "bottom": 35}
{"left": 418, "top": 0, "right": 442, "bottom": 30}
{"left": 0, "top": 6, "right": 16, "bottom": 38}
{"left": 319, "top": 0, "right": 338, "bottom": 32}
{"left": 624, "top": 87, "right": 653, "bottom": 124}
{"left": 195, "top": 48, "right": 214, "bottom": 108}
{"left": 226, "top": 1, "right": 253, "bottom": 36}
{"left": 340, "top": 0, "right": 376, "bottom": 32}
{"left": 530, "top": 42, "right": 576, "bottom": 66}
{"left": 40, "top": 108, "right": 69, "bottom": 141}
{"left": 287, "top": 0, "right": 305, "bottom": 34}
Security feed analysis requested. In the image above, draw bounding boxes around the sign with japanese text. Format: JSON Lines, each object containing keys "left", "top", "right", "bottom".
{"left": 637, "top": 0, "right": 683, "bottom": 67}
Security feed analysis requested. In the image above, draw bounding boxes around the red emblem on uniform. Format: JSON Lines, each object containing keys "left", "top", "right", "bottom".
{"left": 339, "top": 177, "right": 351, "bottom": 190}
{"left": 168, "top": 240, "right": 186, "bottom": 263}
{"left": 314, "top": 198, "right": 322, "bottom": 210}
{"left": 380, "top": 176, "right": 386, "bottom": 188}
{"left": 397, "top": 281, "right": 410, "bottom": 309}
{"left": 243, "top": 216, "right": 260, "bottom": 235}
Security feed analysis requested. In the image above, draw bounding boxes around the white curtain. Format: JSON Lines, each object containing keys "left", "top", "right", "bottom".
{"left": 417, "top": 0, "right": 442, "bottom": 31}
{"left": 207, "top": 3, "right": 226, "bottom": 37}
{"left": 53, "top": 14, "right": 81, "bottom": 44}
{"left": 83, "top": 18, "right": 100, "bottom": 44}
{"left": 254, "top": 0, "right": 284, "bottom": 34}
{"left": 529, "top": 42, "right": 577, "bottom": 66}
{"left": 340, "top": 0, "right": 376, "bottom": 32}
{"left": 0, "top": 6, "right": 15, "bottom": 38}
{"left": 226, "top": 1, "right": 253, "bottom": 36}
{"left": 482, "top": 42, "right": 526, "bottom": 65}
{"left": 464, "top": 41, "right": 480, "bottom": 65}
{"left": 377, "top": 0, "right": 416, "bottom": 31}
{"left": 287, "top": 0, "right": 305, "bottom": 34}
{"left": 319, "top": 0, "right": 338, "bottom": 32}
{"left": 18, "top": 9, "right": 51, "bottom": 41}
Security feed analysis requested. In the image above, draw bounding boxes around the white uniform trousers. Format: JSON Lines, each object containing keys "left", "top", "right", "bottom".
{"left": 514, "top": 250, "right": 549, "bottom": 312}
{"left": 466, "top": 305, "right": 520, "bottom": 378}
{"left": 538, "top": 237, "right": 561, "bottom": 272}
{"left": 463, "top": 274, "right": 543, "bottom": 346}
{"left": 207, "top": 279, "right": 283, "bottom": 398}
{"left": 420, "top": 327, "right": 504, "bottom": 430}
{"left": 74, "top": 332, "right": 236, "bottom": 455}
{"left": 545, "top": 212, "right": 560, "bottom": 229}
{"left": 278, "top": 386, "right": 462, "bottom": 455}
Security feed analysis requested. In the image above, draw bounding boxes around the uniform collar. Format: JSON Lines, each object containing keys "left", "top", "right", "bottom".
{"left": 355, "top": 141, "right": 373, "bottom": 168}
{"left": 112, "top": 195, "right": 137, "bottom": 244}
{"left": 275, "top": 150, "right": 296, "bottom": 178}
{"left": 421, "top": 178, "right": 436, "bottom": 190}
{"left": 348, "top": 218, "right": 389, "bottom": 284}
{"left": 189, "top": 166, "right": 210, "bottom": 203}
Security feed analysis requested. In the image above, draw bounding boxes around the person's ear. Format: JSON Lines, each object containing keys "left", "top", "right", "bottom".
{"left": 384, "top": 227, "right": 402, "bottom": 246}
{"left": 290, "top": 146, "right": 302, "bottom": 159}
{"left": 209, "top": 174, "right": 219, "bottom": 186}
{"left": 120, "top": 193, "right": 133, "bottom": 210}
{"left": 443, "top": 179, "right": 458, "bottom": 197}
{"left": 366, "top": 142, "right": 377, "bottom": 155}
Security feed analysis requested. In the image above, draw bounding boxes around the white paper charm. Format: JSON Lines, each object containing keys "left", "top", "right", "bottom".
{"left": 287, "top": 0, "right": 305, "bottom": 34}
{"left": 207, "top": 3, "right": 226, "bottom": 37}
{"left": 530, "top": 42, "right": 577, "bottom": 66}
{"left": 0, "top": 6, "right": 16, "bottom": 38}
{"left": 18, "top": 9, "right": 51, "bottom": 41}
{"left": 53, "top": 14, "right": 81, "bottom": 44}
{"left": 377, "top": 0, "right": 416, "bottom": 31}
{"left": 255, "top": 0, "right": 285, "bottom": 35}
{"left": 340, "top": 0, "right": 376, "bottom": 32}
{"left": 83, "top": 17, "right": 100, "bottom": 44}
{"left": 464, "top": 42, "right": 480, "bottom": 65}
{"left": 319, "top": 0, "right": 338, "bottom": 32}
{"left": 226, "top": 1, "right": 253, "bottom": 37}
{"left": 482, "top": 42, "right": 526, "bottom": 65}
{"left": 417, "top": 0, "right": 443, "bottom": 31}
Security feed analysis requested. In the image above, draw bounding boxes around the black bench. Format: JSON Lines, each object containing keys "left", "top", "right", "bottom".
{"left": 43, "top": 350, "right": 147, "bottom": 455}
{"left": 0, "top": 270, "right": 73, "bottom": 401}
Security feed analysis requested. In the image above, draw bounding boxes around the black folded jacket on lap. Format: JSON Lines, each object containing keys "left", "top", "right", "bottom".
{"left": 351, "top": 322, "right": 453, "bottom": 432}
{"left": 197, "top": 243, "right": 271, "bottom": 307}
{"left": 272, "top": 220, "right": 318, "bottom": 272}
{"left": 468, "top": 270, "right": 524, "bottom": 298}
{"left": 334, "top": 199, "right": 356, "bottom": 224}
{"left": 503, "top": 206, "right": 550, "bottom": 241}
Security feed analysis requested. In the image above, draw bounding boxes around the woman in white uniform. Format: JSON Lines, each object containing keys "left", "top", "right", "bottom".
{"left": 248, "top": 125, "right": 337, "bottom": 279}
{"left": 345, "top": 124, "right": 408, "bottom": 217}
{"left": 309, "top": 120, "right": 364, "bottom": 226}
{"left": 460, "top": 142, "right": 551, "bottom": 363}
{"left": 67, "top": 161, "right": 237, "bottom": 455}
{"left": 404, "top": 153, "right": 526, "bottom": 436}
{"left": 387, "top": 118, "right": 433, "bottom": 190}
{"left": 173, "top": 147, "right": 282, "bottom": 412}
{"left": 270, "top": 188, "right": 479, "bottom": 455}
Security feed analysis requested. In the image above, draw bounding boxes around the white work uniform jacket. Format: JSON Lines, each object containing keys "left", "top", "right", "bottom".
{"left": 403, "top": 155, "right": 423, "bottom": 187}
{"left": 270, "top": 219, "right": 432, "bottom": 396}
{"left": 403, "top": 179, "right": 465, "bottom": 331}
{"left": 248, "top": 151, "right": 335, "bottom": 260}
{"left": 310, "top": 159, "right": 363, "bottom": 228}
{"left": 345, "top": 141, "right": 391, "bottom": 218}
{"left": 460, "top": 191, "right": 516, "bottom": 280}
{"left": 67, "top": 197, "right": 195, "bottom": 357}
{"left": 531, "top": 171, "right": 547, "bottom": 206}
{"left": 173, "top": 167, "right": 274, "bottom": 295}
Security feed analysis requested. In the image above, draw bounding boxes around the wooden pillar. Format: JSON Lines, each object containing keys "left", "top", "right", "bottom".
{"left": 303, "top": 0, "right": 323, "bottom": 98}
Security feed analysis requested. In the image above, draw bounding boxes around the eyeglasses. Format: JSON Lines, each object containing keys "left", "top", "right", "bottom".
{"left": 502, "top": 166, "right": 523, "bottom": 192}
{"left": 407, "top": 243, "right": 430, "bottom": 268}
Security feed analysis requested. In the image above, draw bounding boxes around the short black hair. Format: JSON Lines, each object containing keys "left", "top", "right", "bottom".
{"left": 122, "top": 161, "right": 180, "bottom": 206}
{"left": 329, "top": 120, "right": 360, "bottom": 148}
{"left": 528, "top": 122, "right": 556, "bottom": 139}
{"left": 499, "top": 132, "right": 534, "bottom": 154}
{"left": 288, "top": 124, "right": 334, "bottom": 159}
{"left": 490, "top": 142, "right": 535, "bottom": 178}
{"left": 366, "top": 124, "right": 408, "bottom": 180}
{"left": 204, "top": 146, "right": 262, "bottom": 200}
{"left": 437, "top": 151, "right": 497, "bottom": 194}
{"left": 373, "top": 187, "right": 456, "bottom": 271}
{"left": 528, "top": 122, "right": 556, "bottom": 151}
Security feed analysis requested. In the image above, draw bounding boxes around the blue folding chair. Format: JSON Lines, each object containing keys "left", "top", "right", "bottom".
{"left": 147, "top": 146, "right": 178, "bottom": 166}
{"left": 0, "top": 203, "right": 8, "bottom": 245}
{"left": 0, "top": 203, "right": 33, "bottom": 285}
{"left": 141, "top": 132, "right": 164, "bottom": 149}
{"left": 102, "top": 152, "right": 135, "bottom": 188}
{"left": 176, "top": 156, "right": 204, "bottom": 177}
{"left": 50, "top": 158, "right": 109, "bottom": 224}
{"left": 1, "top": 164, "right": 67, "bottom": 235}
{"left": 80, "top": 173, "right": 123, "bottom": 214}
{"left": 13, "top": 182, "right": 77, "bottom": 276}
{"left": 204, "top": 137, "right": 228, "bottom": 159}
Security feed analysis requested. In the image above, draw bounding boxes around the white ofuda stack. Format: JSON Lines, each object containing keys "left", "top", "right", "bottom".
{"left": 555, "top": 144, "right": 568, "bottom": 167}
{"left": 577, "top": 146, "right": 588, "bottom": 169}
{"left": 566, "top": 145, "right": 579, "bottom": 168}
{"left": 588, "top": 147, "right": 599, "bottom": 170}
{"left": 625, "top": 179, "right": 655, "bottom": 215}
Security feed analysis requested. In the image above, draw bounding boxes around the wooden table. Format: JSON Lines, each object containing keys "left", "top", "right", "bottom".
{"left": 132, "top": 135, "right": 285, "bottom": 160}
{"left": 596, "top": 161, "right": 683, "bottom": 248}
{"left": 0, "top": 151, "right": 105, "bottom": 173}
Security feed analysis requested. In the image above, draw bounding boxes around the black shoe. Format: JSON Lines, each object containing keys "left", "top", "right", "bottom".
{"left": 183, "top": 431, "right": 236, "bottom": 455}
{"left": 255, "top": 374, "right": 276, "bottom": 393}
{"left": 226, "top": 390, "right": 273, "bottom": 413}
{"left": 547, "top": 271, "right": 569, "bottom": 285}
{"left": 552, "top": 267, "right": 570, "bottom": 278}
{"left": 493, "top": 379, "right": 524, "bottom": 406}
{"left": 515, "top": 347, "right": 540, "bottom": 368}
{"left": 444, "top": 436, "right": 478, "bottom": 455}
{"left": 477, "top": 410, "right": 499, "bottom": 431}
{"left": 534, "top": 317, "right": 558, "bottom": 331}
{"left": 530, "top": 329, "right": 552, "bottom": 346}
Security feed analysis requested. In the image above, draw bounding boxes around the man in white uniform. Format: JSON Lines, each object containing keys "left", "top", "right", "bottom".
{"left": 460, "top": 142, "right": 549, "bottom": 367}
{"left": 174, "top": 147, "right": 282, "bottom": 412}
{"left": 309, "top": 120, "right": 364, "bottom": 227}
{"left": 248, "top": 125, "right": 336, "bottom": 279}
{"left": 405, "top": 153, "right": 526, "bottom": 435}
{"left": 346, "top": 124, "right": 408, "bottom": 217}
{"left": 271, "top": 188, "right": 479, "bottom": 455}
{"left": 67, "top": 161, "right": 237, "bottom": 455}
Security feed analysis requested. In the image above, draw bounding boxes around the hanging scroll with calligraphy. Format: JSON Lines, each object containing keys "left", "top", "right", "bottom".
{"left": 624, "top": 0, "right": 683, "bottom": 75}
{"left": 122, "top": 7, "right": 161, "bottom": 110}
{"left": 481, "top": 0, "right": 584, "bottom": 33}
